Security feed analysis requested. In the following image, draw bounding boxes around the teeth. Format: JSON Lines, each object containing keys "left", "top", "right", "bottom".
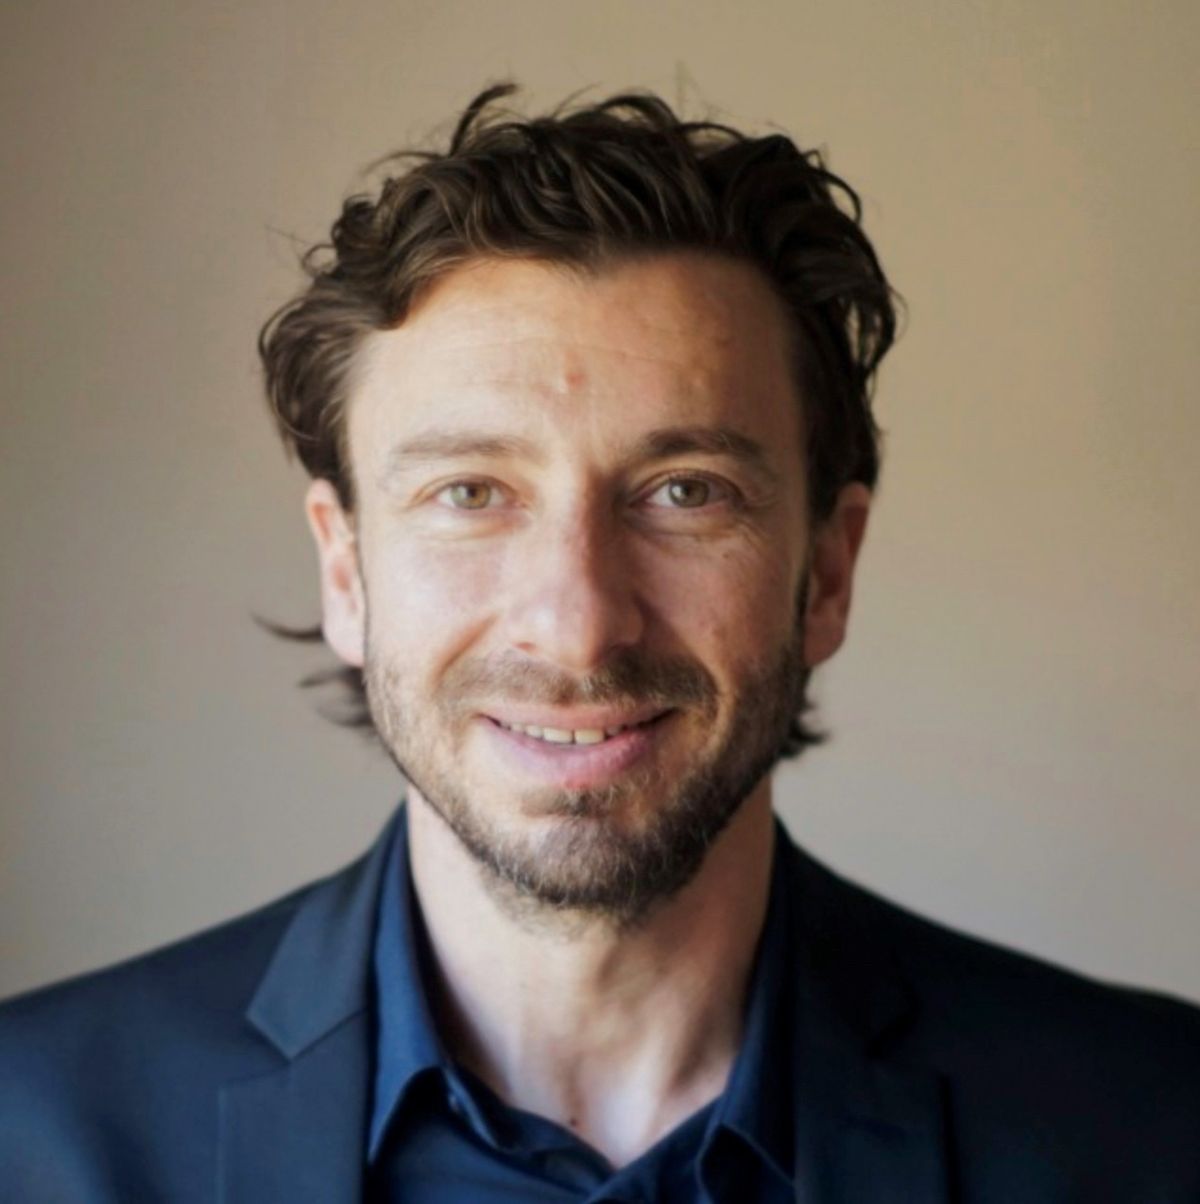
{"left": 499, "top": 720, "right": 638, "bottom": 745}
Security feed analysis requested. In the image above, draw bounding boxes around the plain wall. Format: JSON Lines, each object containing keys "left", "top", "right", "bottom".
{"left": 2, "top": 0, "right": 1197, "bottom": 1001}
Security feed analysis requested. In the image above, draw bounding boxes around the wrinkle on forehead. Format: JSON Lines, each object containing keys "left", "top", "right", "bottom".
{"left": 374, "top": 335, "right": 721, "bottom": 372}
{"left": 358, "top": 336, "right": 722, "bottom": 407}
{"left": 347, "top": 253, "right": 804, "bottom": 475}
{"left": 397, "top": 253, "right": 771, "bottom": 344}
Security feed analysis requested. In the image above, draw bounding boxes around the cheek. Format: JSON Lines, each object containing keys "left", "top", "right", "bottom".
{"left": 363, "top": 540, "right": 505, "bottom": 667}
{"left": 636, "top": 540, "right": 801, "bottom": 663}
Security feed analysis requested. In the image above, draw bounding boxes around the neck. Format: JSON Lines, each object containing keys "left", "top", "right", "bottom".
{"left": 406, "top": 782, "right": 776, "bottom": 1168}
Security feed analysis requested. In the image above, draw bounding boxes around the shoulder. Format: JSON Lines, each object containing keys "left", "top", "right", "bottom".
{"left": 0, "top": 878, "right": 305, "bottom": 1048}
{"left": 0, "top": 877, "right": 313, "bottom": 1192}
{"left": 0, "top": 815, "right": 393, "bottom": 1044}
{"left": 807, "top": 841, "right": 1200, "bottom": 1039}
{"left": 0, "top": 818, "right": 395, "bottom": 1200}
{"left": 789, "top": 840, "right": 1200, "bottom": 1157}
{"left": 793, "top": 838, "right": 1200, "bottom": 1053}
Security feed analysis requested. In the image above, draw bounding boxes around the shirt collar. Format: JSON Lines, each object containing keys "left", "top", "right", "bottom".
{"left": 702, "top": 816, "right": 797, "bottom": 1190}
{"left": 369, "top": 807, "right": 797, "bottom": 1188}
{"left": 368, "top": 810, "right": 444, "bottom": 1159}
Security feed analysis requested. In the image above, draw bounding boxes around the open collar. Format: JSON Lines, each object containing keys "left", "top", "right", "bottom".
{"left": 217, "top": 807, "right": 949, "bottom": 1203}
{"left": 367, "top": 810, "right": 444, "bottom": 1158}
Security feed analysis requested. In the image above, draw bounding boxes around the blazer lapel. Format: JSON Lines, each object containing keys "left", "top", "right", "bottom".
{"left": 217, "top": 813, "right": 948, "bottom": 1202}
{"left": 217, "top": 1016, "right": 371, "bottom": 1204}
{"left": 786, "top": 838, "right": 950, "bottom": 1203}
{"left": 217, "top": 812, "right": 400, "bottom": 1204}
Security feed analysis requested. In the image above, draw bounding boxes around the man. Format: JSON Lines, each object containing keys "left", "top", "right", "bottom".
{"left": 1, "top": 83, "right": 1197, "bottom": 1203}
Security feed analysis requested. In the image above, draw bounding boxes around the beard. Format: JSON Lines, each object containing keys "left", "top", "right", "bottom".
{"left": 365, "top": 606, "right": 810, "bottom": 928}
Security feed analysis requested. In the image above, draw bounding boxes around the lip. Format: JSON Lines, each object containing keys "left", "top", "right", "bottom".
{"left": 482, "top": 705, "right": 670, "bottom": 732}
{"left": 477, "top": 711, "right": 674, "bottom": 790}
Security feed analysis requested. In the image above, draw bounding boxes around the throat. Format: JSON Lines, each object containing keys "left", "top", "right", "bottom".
{"left": 405, "top": 779, "right": 778, "bottom": 1165}
{"left": 451, "top": 1016, "right": 737, "bottom": 1170}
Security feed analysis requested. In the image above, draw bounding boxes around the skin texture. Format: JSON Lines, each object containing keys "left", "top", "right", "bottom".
{"left": 305, "top": 252, "right": 870, "bottom": 1165}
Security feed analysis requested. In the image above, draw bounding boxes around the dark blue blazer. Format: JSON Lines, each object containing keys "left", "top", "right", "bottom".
{"left": 2, "top": 810, "right": 1198, "bottom": 1202}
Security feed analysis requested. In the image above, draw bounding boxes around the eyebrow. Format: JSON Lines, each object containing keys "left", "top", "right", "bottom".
{"left": 378, "top": 431, "right": 544, "bottom": 485}
{"left": 631, "top": 426, "right": 778, "bottom": 482}
{"left": 377, "top": 423, "right": 778, "bottom": 485}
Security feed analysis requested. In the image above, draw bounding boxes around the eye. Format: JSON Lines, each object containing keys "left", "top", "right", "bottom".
{"left": 436, "top": 480, "right": 500, "bottom": 510}
{"left": 644, "top": 475, "right": 729, "bottom": 509}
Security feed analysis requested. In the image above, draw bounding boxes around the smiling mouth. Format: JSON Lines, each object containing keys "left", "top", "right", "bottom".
{"left": 489, "top": 713, "right": 668, "bottom": 747}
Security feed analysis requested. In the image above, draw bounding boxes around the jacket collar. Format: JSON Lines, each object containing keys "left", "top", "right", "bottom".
{"left": 784, "top": 832, "right": 950, "bottom": 1201}
{"left": 217, "top": 809, "right": 400, "bottom": 1204}
{"left": 218, "top": 809, "right": 948, "bottom": 1203}
{"left": 786, "top": 832, "right": 917, "bottom": 1051}
{"left": 244, "top": 809, "right": 399, "bottom": 1058}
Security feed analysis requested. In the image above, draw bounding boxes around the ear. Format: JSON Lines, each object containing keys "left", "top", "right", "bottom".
{"left": 304, "top": 478, "right": 365, "bottom": 668}
{"left": 803, "top": 482, "right": 871, "bottom": 668}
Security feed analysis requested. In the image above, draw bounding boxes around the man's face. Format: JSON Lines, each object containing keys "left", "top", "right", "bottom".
{"left": 308, "top": 253, "right": 864, "bottom": 923}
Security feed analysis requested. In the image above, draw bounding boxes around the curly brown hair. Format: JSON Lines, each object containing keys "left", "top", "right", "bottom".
{"left": 258, "top": 82, "right": 899, "bottom": 752}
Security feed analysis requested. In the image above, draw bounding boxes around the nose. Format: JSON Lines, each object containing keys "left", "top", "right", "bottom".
{"left": 502, "top": 503, "right": 645, "bottom": 673}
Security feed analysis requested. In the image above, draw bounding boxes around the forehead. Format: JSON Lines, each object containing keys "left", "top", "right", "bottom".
{"left": 347, "top": 253, "right": 803, "bottom": 469}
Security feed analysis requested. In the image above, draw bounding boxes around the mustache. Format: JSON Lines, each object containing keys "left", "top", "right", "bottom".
{"left": 438, "top": 648, "right": 718, "bottom": 713}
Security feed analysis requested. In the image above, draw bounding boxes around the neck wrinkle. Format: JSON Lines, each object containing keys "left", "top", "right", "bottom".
{"left": 406, "top": 783, "right": 777, "bottom": 1166}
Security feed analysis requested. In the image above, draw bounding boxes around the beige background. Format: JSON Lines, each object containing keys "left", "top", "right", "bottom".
{"left": 2, "top": 0, "right": 1197, "bottom": 1002}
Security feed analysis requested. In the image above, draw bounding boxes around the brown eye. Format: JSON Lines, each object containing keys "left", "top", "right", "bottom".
{"left": 445, "top": 481, "right": 494, "bottom": 509}
{"left": 660, "top": 477, "right": 713, "bottom": 508}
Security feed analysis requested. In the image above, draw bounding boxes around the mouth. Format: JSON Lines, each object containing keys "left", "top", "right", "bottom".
{"left": 478, "top": 709, "right": 675, "bottom": 788}
{"left": 489, "top": 712, "right": 666, "bottom": 747}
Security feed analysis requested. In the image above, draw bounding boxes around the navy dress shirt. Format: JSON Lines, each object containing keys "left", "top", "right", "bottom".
{"left": 364, "top": 813, "right": 796, "bottom": 1203}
